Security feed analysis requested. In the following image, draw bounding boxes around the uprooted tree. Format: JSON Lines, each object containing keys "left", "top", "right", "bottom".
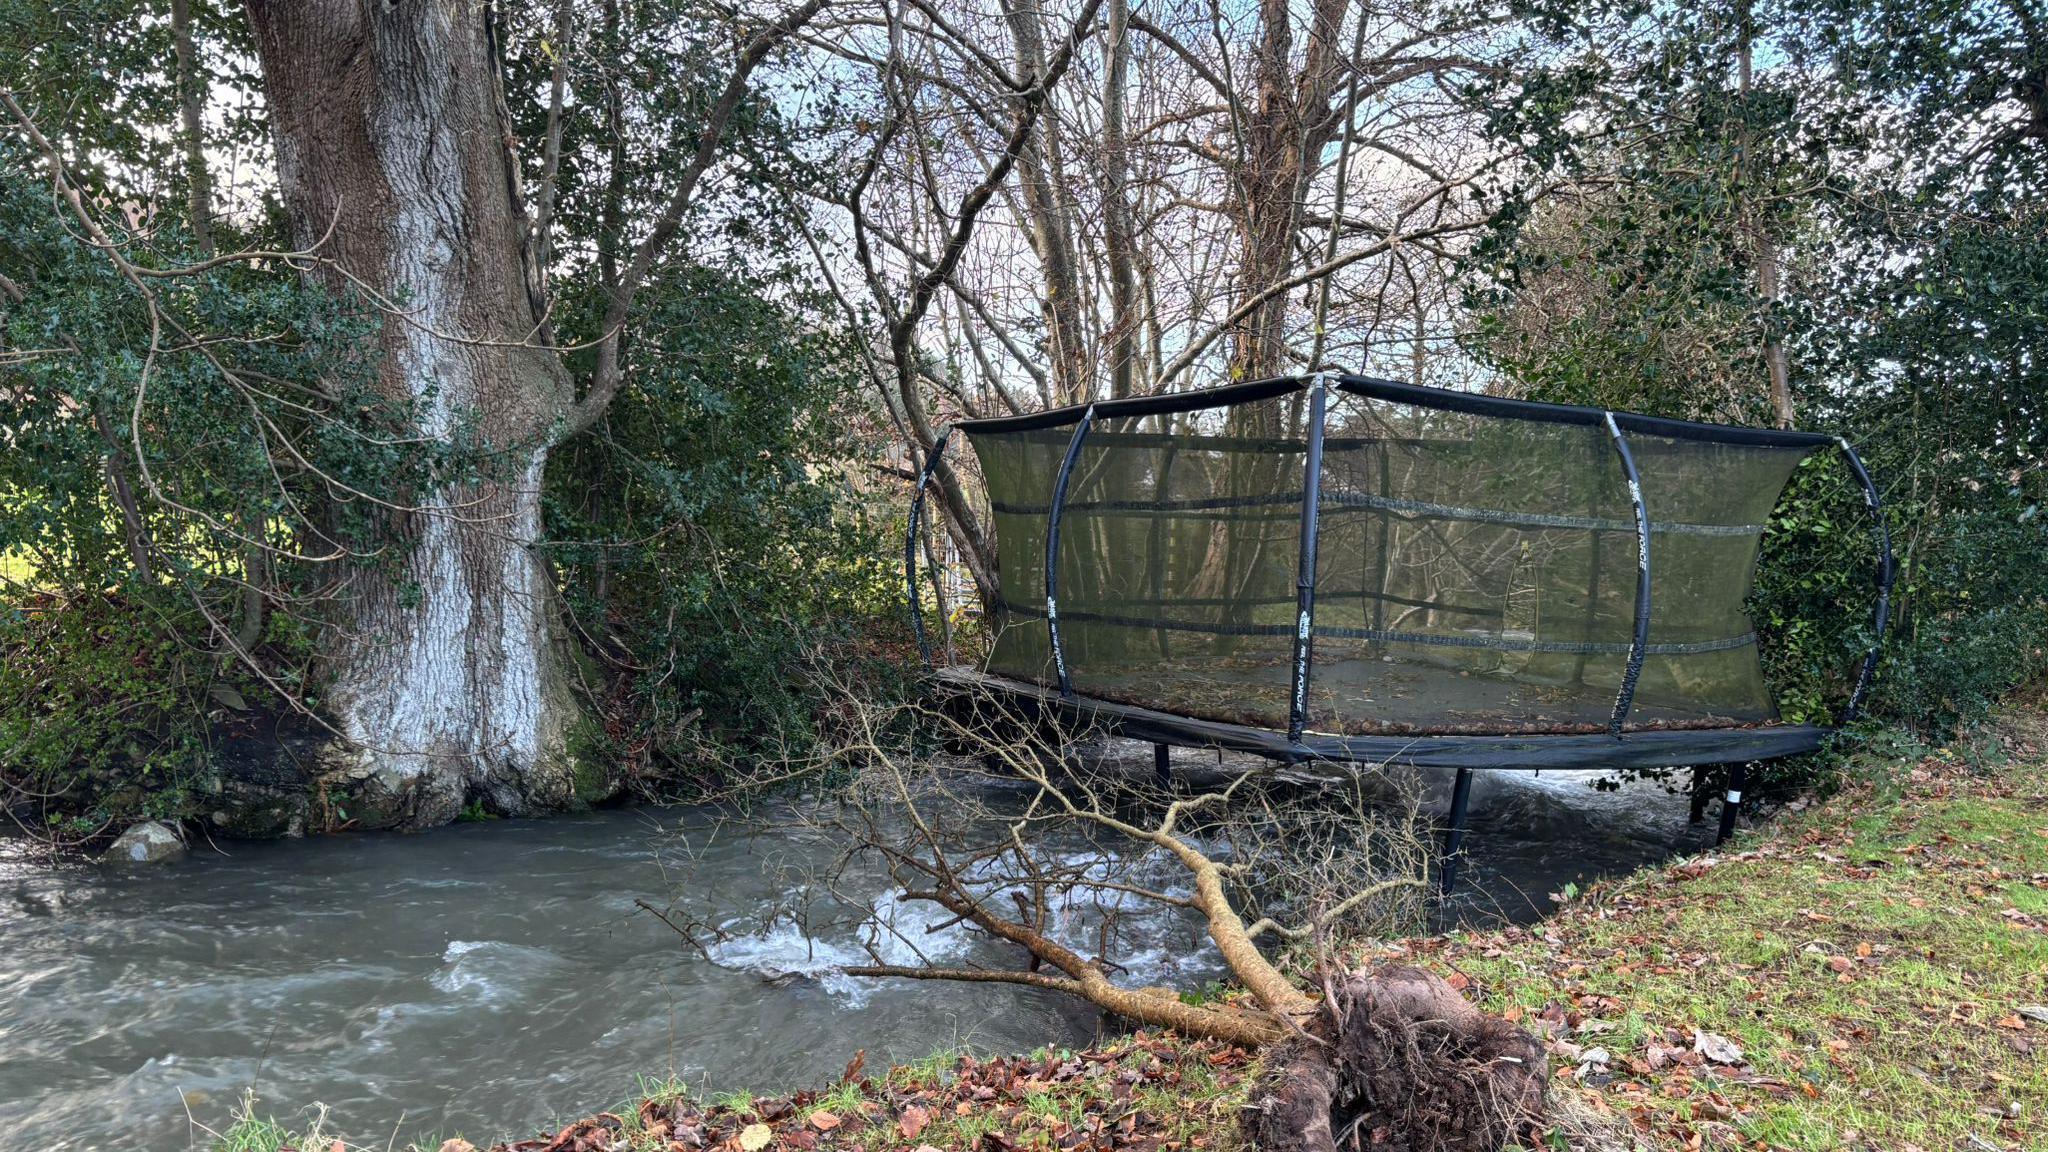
{"left": 687, "top": 677, "right": 1550, "bottom": 1152}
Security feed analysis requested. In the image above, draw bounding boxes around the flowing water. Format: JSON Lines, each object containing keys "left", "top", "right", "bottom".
{"left": 0, "top": 758, "right": 1717, "bottom": 1151}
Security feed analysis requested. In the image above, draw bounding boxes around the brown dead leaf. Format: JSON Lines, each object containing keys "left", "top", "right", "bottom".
{"left": 1693, "top": 1030, "right": 1744, "bottom": 1065}
{"left": 1995, "top": 1015, "right": 2027, "bottom": 1031}
{"left": 898, "top": 1105, "right": 931, "bottom": 1140}
{"left": 809, "top": 1110, "right": 841, "bottom": 1132}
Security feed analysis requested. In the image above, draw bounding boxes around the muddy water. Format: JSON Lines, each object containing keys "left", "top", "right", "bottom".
{"left": 0, "top": 760, "right": 1715, "bottom": 1151}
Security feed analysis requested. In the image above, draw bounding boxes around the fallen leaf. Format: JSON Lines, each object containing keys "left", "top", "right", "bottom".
{"left": 1693, "top": 1030, "right": 1744, "bottom": 1065}
{"left": 739, "top": 1123, "right": 773, "bottom": 1152}
{"left": 438, "top": 1142, "right": 475, "bottom": 1152}
{"left": 1995, "top": 1015, "right": 2027, "bottom": 1031}
{"left": 809, "top": 1110, "right": 841, "bottom": 1132}
{"left": 898, "top": 1105, "right": 931, "bottom": 1140}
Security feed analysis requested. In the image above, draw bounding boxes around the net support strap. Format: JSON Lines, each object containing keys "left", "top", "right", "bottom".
{"left": 1045, "top": 405, "right": 1096, "bottom": 698}
{"left": 906, "top": 427, "right": 951, "bottom": 668}
{"left": 1603, "top": 411, "right": 1651, "bottom": 735}
{"left": 1837, "top": 437, "right": 1895, "bottom": 722}
{"left": 1288, "top": 375, "right": 1330, "bottom": 742}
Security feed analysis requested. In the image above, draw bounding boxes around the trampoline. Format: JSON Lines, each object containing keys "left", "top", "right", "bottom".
{"left": 906, "top": 374, "right": 1894, "bottom": 888}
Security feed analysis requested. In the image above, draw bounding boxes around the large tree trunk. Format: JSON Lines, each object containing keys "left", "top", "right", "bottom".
{"left": 247, "top": 0, "right": 579, "bottom": 828}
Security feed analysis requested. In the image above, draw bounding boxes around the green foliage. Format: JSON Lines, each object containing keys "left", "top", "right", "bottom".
{"left": 0, "top": 594, "right": 206, "bottom": 834}
{"left": 2, "top": 0, "right": 895, "bottom": 826}
{"left": 544, "top": 264, "right": 896, "bottom": 777}
{"left": 0, "top": 589, "right": 315, "bottom": 835}
{"left": 1466, "top": 0, "right": 2047, "bottom": 752}
{"left": 0, "top": 141, "right": 404, "bottom": 830}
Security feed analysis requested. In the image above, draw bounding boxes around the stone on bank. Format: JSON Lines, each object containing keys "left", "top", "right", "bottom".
{"left": 103, "top": 820, "right": 185, "bottom": 865}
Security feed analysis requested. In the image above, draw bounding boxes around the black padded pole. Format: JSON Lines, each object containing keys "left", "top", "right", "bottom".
{"left": 1602, "top": 412, "right": 1651, "bottom": 735}
{"left": 1045, "top": 406, "right": 1096, "bottom": 699}
{"left": 1146, "top": 441, "right": 1180, "bottom": 659}
{"left": 1370, "top": 438, "right": 1390, "bottom": 638}
{"left": 1288, "top": 375, "right": 1330, "bottom": 741}
{"left": 1154, "top": 742, "right": 1172, "bottom": 789}
{"left": 1440, "top": 766, "right": 1475, "bottom": 897}
{"left": 1715, "top": 762, "right": 1748, "bottom": 845}
{"left": 1836, "top": 438, "right": 1895, "bottom": 723}
{"left": 906, "top": 428, "right": 951, "bottom": 667}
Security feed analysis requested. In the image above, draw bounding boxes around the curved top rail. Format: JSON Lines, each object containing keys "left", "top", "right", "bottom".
{"left": 1836, "top": 436, "right": 1896, "bottom": 723}
{"left": 953, "top": 372, "right": 1839, "bottom": 451}
{"left": 954, "top": 375, "right": 1304, "bottom": 434}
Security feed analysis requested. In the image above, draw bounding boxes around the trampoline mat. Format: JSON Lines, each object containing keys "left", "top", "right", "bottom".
{"left": 1066, "top": 652, "right": 1763, "bottom": 737}
{"left": 934, "top": 667, "right": 1831, "bottom": 770}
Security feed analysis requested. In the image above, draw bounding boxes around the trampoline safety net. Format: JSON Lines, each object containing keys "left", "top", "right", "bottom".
{"left": 948, "top": 376, "right": 1852, "bottom": 739}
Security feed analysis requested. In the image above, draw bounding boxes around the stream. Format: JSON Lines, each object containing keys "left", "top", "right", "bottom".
{"left": 0, "top": 758, "right": 1718, "bottom": 1151}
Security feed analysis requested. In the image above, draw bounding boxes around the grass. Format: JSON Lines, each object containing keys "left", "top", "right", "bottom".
{"left": 440, "top": 1035, "right": 1255, "bottom": 1152}
{"left": 1390, "top": 694, "right": 2048, "bottom": 1150}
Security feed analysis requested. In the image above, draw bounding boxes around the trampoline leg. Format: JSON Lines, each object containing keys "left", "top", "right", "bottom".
{"left": 1154, "top": 742, "right": 1172, "bottom": 790}
{"left": 1715, "top": 763, "right": 1748, "bottom": 846}
{"left": 1440, "top": 767, "right": 1475, "bottom": 898}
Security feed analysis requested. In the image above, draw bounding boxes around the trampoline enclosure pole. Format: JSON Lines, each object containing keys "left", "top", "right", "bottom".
{"left": 1602, "top": 412, "right": 1652, "bottom": 735}
{"left": 1716, "top": 762, "right": 1748, "bottom": 845}
{"left": 906, "top": 428, "right": 951, "bottom": 668}
{"left": 1045, "top": 406, "right": 1096, "bottom": 699}
{"left": 1289, "top": 375, "right": 1330, "bottom": 742}
{"left": 1836, "top": 438, "right": 1895, "bottom": 723}
{"left": 1440, "top": 766, "right": 1475, "bottom": 897}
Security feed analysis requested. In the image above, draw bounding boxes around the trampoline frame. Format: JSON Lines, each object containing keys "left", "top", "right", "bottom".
{"left": 904, "top": 374, "right": 1895, "bottom": 891}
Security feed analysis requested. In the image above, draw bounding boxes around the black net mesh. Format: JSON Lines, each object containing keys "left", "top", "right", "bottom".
{"left": 965, "top": 384, "right": 1817, "bottom": 737}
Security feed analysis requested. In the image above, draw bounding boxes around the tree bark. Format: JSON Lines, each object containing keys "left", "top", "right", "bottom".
{"left": 246, "top": 0, "right": 578, "bottom": 827}
{"left": 1228, "top": 0, "right": 1349, "bottom": 382}
{"left": 172, "top": 0, "right": 215, "bottom": 256}
{"left": 1736, "top": 0, "right": 1795, "bottom": 428}
{"left": 1100, "top": 0, "right": 1143, "bottom": 398}
{"left": 1001, "top": 0, "right": 1091, "bottom": 406}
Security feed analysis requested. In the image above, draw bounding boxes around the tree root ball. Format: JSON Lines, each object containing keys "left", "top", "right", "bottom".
{"left": 1242, "top": 966, "right": 1548, "bottom": 1152}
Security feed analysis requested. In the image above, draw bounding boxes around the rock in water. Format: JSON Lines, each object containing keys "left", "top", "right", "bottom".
{"left": 104, "top": 821, "right": 185, "bottom": 864}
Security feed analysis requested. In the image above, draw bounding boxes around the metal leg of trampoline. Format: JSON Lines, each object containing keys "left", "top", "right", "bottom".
{"left": 1715, "top": 763, "right": 1748, "bottom": 846}
{"left": 1154, "top": 742, "right": 1172, "bottom": 790}
{"left": 1439, "top": 767, "right": 1475, "bottom": 899}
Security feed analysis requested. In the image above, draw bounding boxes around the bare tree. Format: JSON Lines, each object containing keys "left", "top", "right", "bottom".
{"left": 668, "top": 671, "right": 1550, "bottom": 1151}
{"left": 813, "top": 0, "right": 1512, "bottom": 598}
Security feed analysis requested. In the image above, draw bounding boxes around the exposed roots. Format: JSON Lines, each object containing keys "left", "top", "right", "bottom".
{"left": 1243, "top": 965, "right": 1548, "bottom": 1152}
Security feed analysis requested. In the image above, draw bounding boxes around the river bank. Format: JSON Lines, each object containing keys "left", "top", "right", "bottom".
{"left": 1408, "top": 694, "right": 2048, "bottom": 1150}
{"left": 209, "top": 693, "right": 2046, "bottom": 1152}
